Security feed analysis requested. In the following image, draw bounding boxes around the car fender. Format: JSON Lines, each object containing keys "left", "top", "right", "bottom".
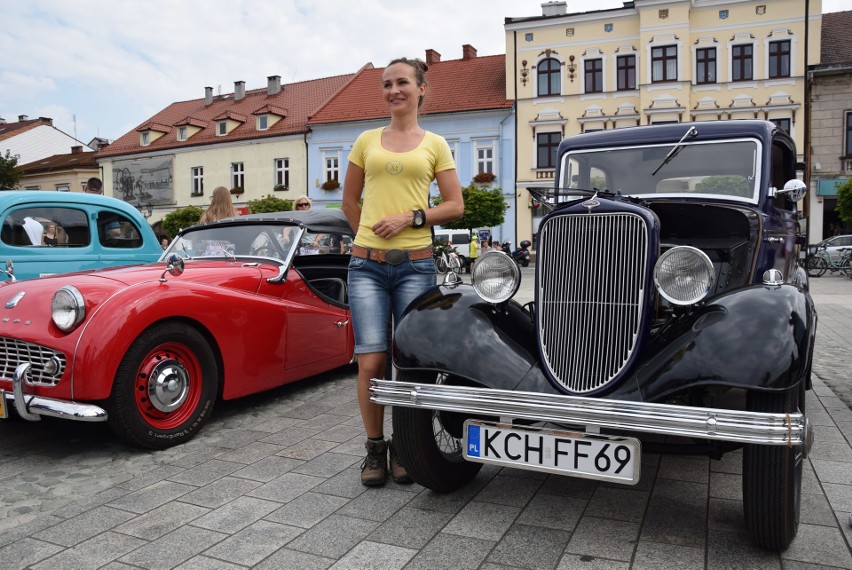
{"left": 69, "top": 279, "right": 289, "bottom": 401}
{"left": 393, "top": 284, "right": 539, "bottom": 390}
{"left": 629, "top": 283, "right": 817, "bottom": 401}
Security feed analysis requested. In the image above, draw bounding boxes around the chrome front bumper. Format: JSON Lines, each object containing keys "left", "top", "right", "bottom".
{"left": 370, "top": 379, "right": 812, "bottom": 450}
{"left": 2, "top": 363, "right": 107, "bottom": 422}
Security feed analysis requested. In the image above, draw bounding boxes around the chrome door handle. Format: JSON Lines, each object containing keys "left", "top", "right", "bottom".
{"left": 336, "top": 319, "right": 350, "bottom": 328}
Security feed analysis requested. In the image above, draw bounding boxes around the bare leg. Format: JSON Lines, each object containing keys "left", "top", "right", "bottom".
{"left": 357, "top": 352, "right": 386, "bottom": 438}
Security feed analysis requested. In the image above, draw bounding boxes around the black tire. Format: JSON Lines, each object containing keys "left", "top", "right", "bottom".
{"left": 521, "top": 259, "right": 530, "bottom": 267}
{"left": 804, "top": 255, "right": 826, "bottom": 277}
{"left": 392, "top": 371, "right": 482, "bottom": 492}
{"left": 106, "top": 322, "right": 218, "bottom": 449}
{"left": 742, "top": 388, "right": 804, "bottom": 550}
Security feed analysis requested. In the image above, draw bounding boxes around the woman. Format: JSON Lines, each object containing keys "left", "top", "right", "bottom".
{"left": 294, "top": 196, "right": 312, "bottom": 210}
{"left": 199, "top": 186, "right": 236, "bottom": 223}
{"left": 342, "top": 57, "right": 464, "bottom": 486}
{"left": 42, "top": 223, "right": 59, "bottom": 246}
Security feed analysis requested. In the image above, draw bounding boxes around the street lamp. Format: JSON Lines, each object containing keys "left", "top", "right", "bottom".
{"left": 137, "top": 200, "right": 153, "bottom": 219}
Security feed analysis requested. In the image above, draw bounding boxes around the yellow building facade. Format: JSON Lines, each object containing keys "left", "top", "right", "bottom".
{"left": 506, "top": 0, "right": 822, "bottom": 246}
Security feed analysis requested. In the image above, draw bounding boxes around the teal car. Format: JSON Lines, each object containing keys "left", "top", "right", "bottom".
{"left": 0, "top": 191, "right": 163, "bottom": 281}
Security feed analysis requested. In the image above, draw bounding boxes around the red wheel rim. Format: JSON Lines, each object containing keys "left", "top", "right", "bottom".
{"left": 133, "top": 342, "right": 203, "bottom": 430}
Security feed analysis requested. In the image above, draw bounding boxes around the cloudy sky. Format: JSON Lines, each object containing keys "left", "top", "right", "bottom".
{"left": 1, "top": 0, "right": 846, "bottom": 147}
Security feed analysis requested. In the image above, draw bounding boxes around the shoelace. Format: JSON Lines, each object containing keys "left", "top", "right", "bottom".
{"left": 361, "top": 451, "right": 385, "bottom": 470}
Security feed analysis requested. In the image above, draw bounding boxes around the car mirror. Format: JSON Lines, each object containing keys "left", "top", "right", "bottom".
{"left": 776, "top": 179, "right": 807, "bottom": 202}
{"left": 159, "top": 254, "right": 185, "bottom": 282}
{"left": 2, "top": 259, "right": 15, "bottom": 281}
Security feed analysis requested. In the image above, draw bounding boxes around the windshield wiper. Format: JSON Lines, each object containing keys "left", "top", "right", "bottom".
{"left": 651, "top": 126, "right": 697, "bottom": 176}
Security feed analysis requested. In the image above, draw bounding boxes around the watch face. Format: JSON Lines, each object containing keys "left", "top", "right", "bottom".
{"left": 414, "top": 211, "right": 424, "bottom": 227}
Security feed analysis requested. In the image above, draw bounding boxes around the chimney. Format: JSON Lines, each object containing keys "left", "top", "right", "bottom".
{"left": 541, "top": 1, "right": 567, "bottom": 16}
{"left": 39, "top": 117, "right": 53, "bottom": 126}
{"left": 425, "top": 49, "right": 441, "bottom": 66}
{"left": 18, "top": 114, "right": 29, "bottom": 122}
{"left": 204, "top": 86, "right": 213, "bottom": 105}
{"left": 267, "top": 75, "right": 281, "bottom": 95}
{"left": 71, "top": 145, "right": 83, "bottom": 154}
{"left": 462, "top": 44, "right": 478, "bottom": 60}
{"left": 0, "top": 117, "right": 5, "bottom": 124}
{"left": 234, "top": 80, "right": 245, "bottom": 101}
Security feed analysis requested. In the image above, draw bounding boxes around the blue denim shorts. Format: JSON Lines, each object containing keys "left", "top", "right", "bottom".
{"left": 347, "top": 256, "right": 436, "bottom": 354}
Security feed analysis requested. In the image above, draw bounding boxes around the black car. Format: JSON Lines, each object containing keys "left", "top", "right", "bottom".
{"left": 372, "top": 120, "right": 816, "bottom": 551}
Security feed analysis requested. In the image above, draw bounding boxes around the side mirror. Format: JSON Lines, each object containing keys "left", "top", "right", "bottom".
{"left": 776, "top": 179, "right": 807, "bottom": 202}
{"left": 2, "top": 260, "right": 15, "bottom": 282}
{"left": 159, "top": 254, "right": 185, "bottom": 282}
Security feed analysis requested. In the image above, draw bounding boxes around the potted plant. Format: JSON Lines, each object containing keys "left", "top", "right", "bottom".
{"left": 230, "top": 187, "right": 244, "bottom": 196}
{"left": 321, "top": 179, "right": 340, "bottom": 191}
{"left": 473, "top": 172, "right": 497, "bottom": 184}
{"left": 273, "top": 184, "right": 287, "bottom": 192}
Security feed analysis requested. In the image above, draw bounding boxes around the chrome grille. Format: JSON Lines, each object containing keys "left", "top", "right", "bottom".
{"left": 538, "top": 212, "right": 649, "bottom": 393}
{"left": 0, "top": 336, "right": 67, "bottom": 386}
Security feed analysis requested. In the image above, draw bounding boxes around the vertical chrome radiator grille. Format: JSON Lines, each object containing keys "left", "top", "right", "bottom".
{"left": 538, "top": 213, "right": 649, "bottom": 393}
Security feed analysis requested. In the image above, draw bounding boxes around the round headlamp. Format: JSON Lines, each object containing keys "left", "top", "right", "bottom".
{"left": 654, "top": 246, "right": 714, "bottom": 306}
{"left": 51, "top": 286, "right": 86, "bottom": 332}
{"left": 471, "top": 251, "right": 521, "bottom": 304}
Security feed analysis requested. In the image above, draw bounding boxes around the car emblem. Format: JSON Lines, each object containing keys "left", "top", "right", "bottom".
{"left": 5, "top": 291, "right": 25, "bottom": 308}
{"left": 581, "top": 198, "right": 600, "bottom": 213}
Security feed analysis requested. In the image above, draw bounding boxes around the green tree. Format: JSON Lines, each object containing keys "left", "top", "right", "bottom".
{"left": 161, "top": 206, "right": 203, "bottom": 238}
{"left": 836, "top": 179, "right": 852, "bottom": 226}
{"left": 695, "top": 175, "right": 750, "bottom": 196}
{"left": 247, "top": 194, "right": 293, "bottom": 214}
{"left": 431, "top": 182, "right": 507, "bottom": 231}
{"left": 0, "top": 149, "right": 23, "bottom": 189}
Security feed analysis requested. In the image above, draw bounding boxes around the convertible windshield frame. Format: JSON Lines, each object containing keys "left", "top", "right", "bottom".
{"left": 559, "top": 138, "right": 763, "bottom": 204}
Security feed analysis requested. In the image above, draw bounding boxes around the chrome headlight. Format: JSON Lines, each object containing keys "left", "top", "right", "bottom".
{"left": 51, "top": 286, "right": 86, "bottom": 331}
{"left": 471, "top": 251, "right": 520, "bottom": 304}
{"left": 654, "top": 246, "right": 714, "bottom": 306}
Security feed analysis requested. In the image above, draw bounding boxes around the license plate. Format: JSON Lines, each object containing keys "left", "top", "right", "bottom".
{"left": 0, "top": 390, "right": 7, "bottom": 419}
{"left": 463, "top": 420, "right": 640, "bottom": 485}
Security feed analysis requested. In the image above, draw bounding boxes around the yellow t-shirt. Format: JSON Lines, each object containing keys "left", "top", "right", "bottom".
{"left": 348, "top": 127, "right": 456, "bottom": 250}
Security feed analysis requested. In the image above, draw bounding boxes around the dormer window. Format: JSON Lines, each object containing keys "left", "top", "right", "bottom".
{"left": 217, "top": 121, "right": 227, "bottom": 136}
{"left": 177, "top": 126, "right": 187, "bottom": 141}
{"left": 140, "top": 131, "right": 150, "bottom": 146}
{"left": 257, "top": 114, "right": 269, "bottom": 131}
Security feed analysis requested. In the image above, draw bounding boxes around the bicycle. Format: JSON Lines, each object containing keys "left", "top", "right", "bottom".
{"left": 433, "top": 243, "right": 462, "bottom": 282}
{"left": 803, "top": 246, "right": 852, "bottom": 278}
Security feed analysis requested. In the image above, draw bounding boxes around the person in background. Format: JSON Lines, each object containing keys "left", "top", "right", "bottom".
{"left": 160, "top": 237, "right": 170, "bottom": 250}
{"left": 490, "top": 240, "right": 501, "bottom": 252}
{"left": 467, "top": 232, "right": 478, "bottom": 272}
{"left": 342, "top": 56, "right": 464, "bottom": 487}
{"left": 42, "top": 223, "right": 59, "bottom": 246}
{"left": 200, "top": 186, "right": 236, "bottom": 223}
{"left": 105, "top": 221, "right": 121, "bottom": 239}
{"left": 84, "top": 177, "right": 103, "bottom": 194}
{"left": 294, "top": 196, "right": 312, "bottom": 210}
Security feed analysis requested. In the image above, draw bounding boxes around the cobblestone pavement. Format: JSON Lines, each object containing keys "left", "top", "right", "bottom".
{"left": 1, "top": 271, "right": 851, "bottom": 569}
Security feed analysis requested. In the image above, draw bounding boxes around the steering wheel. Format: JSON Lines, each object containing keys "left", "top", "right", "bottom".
{"left": 251, "top": 245, "right": 279, "bottom": 258}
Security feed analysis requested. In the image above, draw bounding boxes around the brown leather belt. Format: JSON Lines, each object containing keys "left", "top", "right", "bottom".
{"left": 351, "top": 245, "right": 433, "bottom": 264}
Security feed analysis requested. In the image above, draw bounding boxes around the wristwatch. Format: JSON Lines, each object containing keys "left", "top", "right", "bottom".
{"left": 412, "top": 209, "right": 426, "bottom": 228}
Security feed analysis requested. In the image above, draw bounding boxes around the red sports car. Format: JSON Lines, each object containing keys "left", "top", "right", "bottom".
{"left": 0, "top": 209, "right": 355, "bottom": 448}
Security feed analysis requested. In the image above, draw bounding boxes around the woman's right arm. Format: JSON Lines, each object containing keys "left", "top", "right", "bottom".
{"left": 342, "top": 161, "right": 365, "bottom": 234}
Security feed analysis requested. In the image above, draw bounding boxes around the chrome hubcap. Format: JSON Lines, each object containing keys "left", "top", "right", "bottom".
{"left": 147, "top": 360, "right": 190, "bottom": 412}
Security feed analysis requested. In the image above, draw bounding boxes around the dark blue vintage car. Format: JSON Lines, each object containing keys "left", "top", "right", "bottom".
{"left": 372, "top": 121, "right": 815, "bottom": 551}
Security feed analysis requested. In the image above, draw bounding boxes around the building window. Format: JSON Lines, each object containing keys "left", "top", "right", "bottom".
{"left": 732, "top": 44, "right": 753, "bottom": 81}
{"left": 770, "top": 118, "right": 791, "bottom": 135}
{"left": 768, "top": 40, "right": 791, "bottom": 79}
{"left": 536, "top": 132, "right": 561, "bottom": 169}
{"left": 475, "top": 142, "right": 495, "bottom": 175}
{"left": 191, "top": 167, "right": 204, "bottom": 196}
{"left": 274, "top": 158, "right": 289, "bottom": 189}
{"left": 651, "top": 45, "right": 677, "bottom": 82}
{"left": 846, "top": 112, "right": 852, "bottom": 156}
{"left": 696, "top": 47, "right": 716, "bottom": 84}
{"left": 231, "top": 162, "right": 244, "bottom": 189}
{"left": 584, "top": 58, "right": 603, "bottom": 93}
{"left": 324, "top": 153, "right": 340, "bottom": 183}
{"left": 538, "top": 57, "right": 561, "bottom": 96}
{"left": 140, "top": 131, "right": 150, "bottom": 146}
{"left": 217, "top": 121, "right": 227, "bottom": 136}
{"left": 55, "top": 184, "right": 70, "bottom": 192}
{"left": 616, "top": 55, "right": 636, "bottom": 90}
{"left": 257, "top": 114, "right": 269, "bottom": 130}
{"left": 177, "top": 126, "right": 187, "bottom": 141}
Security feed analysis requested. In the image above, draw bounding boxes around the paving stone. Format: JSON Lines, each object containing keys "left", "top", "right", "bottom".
{"left": 286, "top": 514, "right": 378, "bottom": 558}
{"left": 586, "top": 486, "right": 650, "bottom": 523}
{"left": 113, "top": 501, "right": 209, "bottom": 540}
{"left": 214, "top": 441, "right": 284, "bottom": 464}
{"left": 404, "top": 532, "right": 495, "bottom": 570}
{"left": 106, "top": 480, "right": 195, "bottom": 514}
{"left": 640, "top": 478, "right": 707, "bottom": 547}
{"left": 565, "top": 516, "right": 639, "bottom": 562}
{"left": 0, "top": 537, "right": 64, "bottom": 570}
{"left": 191, "top": 496, "right": 282, "bottom": 533}
{"left": 277, "top": 438, "right": 340, "bottom": 460}
{"left": 707, "top": 497, "right": 747, "bottom": 533}
{"left": 265, "top": 491, "right": 348, "bottom": 528}
{"left": 290, "top": 451, "right": 361, "bottom": 478}
{"left": 474, "top": 473, "right": 544, "bottom": 507}
{"left": 539, "top": 472, "right": 600, "bottom": 499}
{"left": 328, "top": 540, "right": 416, "bottom": 570}
{"left": 557, "top": 554, "right": 630, "bottom": 569}
{"left": 311, "top": 466, "right": 371, "bottom": 499}
{"left": 230, "top": 455, "right": 305, "bottom": 483}
{"left": 196, "top": 428, "right": 268, "bottom": 450}
{"left": 203, "top": 519, "right": 303, "bottom": 566}
{"left": 800, "top": 491, "right": 842, "bottom": 527}
{"left": 367, "top": 506, "right": 454, "bottom": 549}
{"left": 259, "top": 427, "right": 321, "bottom": 447}
{"left": 178, "top": 476, "right": 263, "bottom": 509}
{"left": 705, "top": 528, "right": 781, "bottom": 569}
{"left": 253, "top": 547, "right": 333, "bottom": 569}
{"left": 163, "top": 445, "right": 232, "bottom": 469}
{"left": 782, "top": 523, "right": 852, "bottom": 568}
{"left": 33, "top": 505, "right": 135, "bottom": 547}
{"left": 116, "top": 464, "right": 187, "bottom": 491}
{"left": 118, "top": 525, "right": 227, "bottom": 570}
{"left": 709, "top": 471, "right": 743, "bottom": 501}
{"left": 516, "top": 492, "right": 587, "bottom": 531}
{"left": 632, "top": 541, "right": 704, "bottom": 570}
{"left": 336, "top": 486, "right": 415, "bottom": 522}
{"left": 657, "top": 455, "right": 709, "bottom": 483}
{"left": 246, "top": 416, "right": 304, "bottom": 434}
{"left": 443, "top": 500, "right": 522, "bottom": 542}
{"left": 0, "top": 515, "right": 62, "bottom": 548}
{"left": 31, "top": 531, "right": 148, "bottom": 570}
{"left": 809, "top": 440, "right": 852, "bottom": 463}
{"left": 822, "top": 482, "right": 852, "bottom": 513}
{"left": 811, "top": 459, "right": 852, "bottom": 486}
{"left": 247, "top": 471, "right": 325, "bottom": 503}
{"left": 487, "top": 522, "right": 571, "bottom": 569}
{"left": 167, "top": 459, "right": 244, "bottom": 486}
{"left": 173, "top": 555, "right": 246, "bottom": 569}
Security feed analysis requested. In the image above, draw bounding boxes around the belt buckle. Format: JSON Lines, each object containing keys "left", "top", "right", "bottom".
{"left": 385, "top": 249, "right": 405, "bottom": 265}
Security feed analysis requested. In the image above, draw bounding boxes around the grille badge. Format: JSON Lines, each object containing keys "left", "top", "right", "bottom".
{"left": 581, "top": 198, "right": 600, "bottom": 213}
{"left": 5, "top": 291, "right": 25, "bottom": 309}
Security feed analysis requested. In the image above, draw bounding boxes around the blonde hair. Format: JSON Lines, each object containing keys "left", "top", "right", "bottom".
{"left": 294, "top": 195, "right": 312, "bottom": 209}
{"left": 200, "top": 186, "right": 237, "bottom": 223}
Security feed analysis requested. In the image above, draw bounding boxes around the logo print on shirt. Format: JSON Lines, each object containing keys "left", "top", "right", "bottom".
{"left": 385, "top": 161, "right": 404, "bottom": 175}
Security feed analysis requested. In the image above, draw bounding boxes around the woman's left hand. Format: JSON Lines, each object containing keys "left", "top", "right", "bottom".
{"left": 372, "top": 212, "right": 412, "bottom": 240}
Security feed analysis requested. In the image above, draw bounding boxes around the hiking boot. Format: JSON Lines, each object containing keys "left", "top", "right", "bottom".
{"left": 388, "top": 439, "right": 413, "bottom": 484}
{"left": 361, "top": 438, "right": 388, "bottom": 486}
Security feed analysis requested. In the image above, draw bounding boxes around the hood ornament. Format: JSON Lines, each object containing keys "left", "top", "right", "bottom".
{"left": 5, "top": 291, "right": 25, "bottom": 308}
{"left": 580, "top": 192, "right": 600, "bottom": 213}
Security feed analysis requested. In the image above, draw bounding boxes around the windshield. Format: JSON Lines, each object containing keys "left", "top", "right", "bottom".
{"left": 163, "top": 223, "right": 347, "bottom": 262}
{"left": 560, "top": 139, "right": 761, "bottom": 202}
